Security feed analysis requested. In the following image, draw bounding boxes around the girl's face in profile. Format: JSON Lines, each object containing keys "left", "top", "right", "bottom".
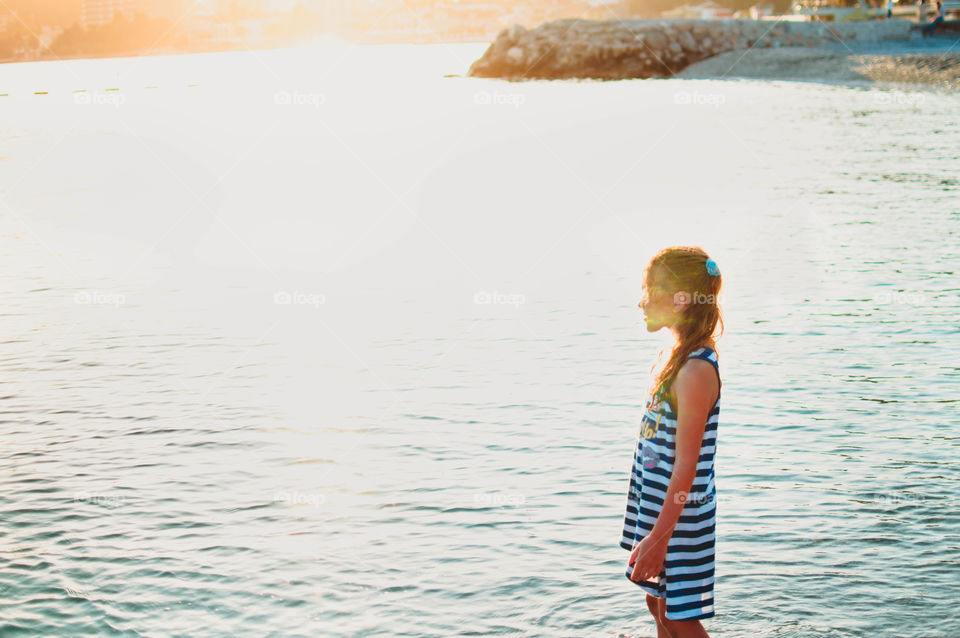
{"left": 639, "top": 267, "right": 683, "bottom": 333}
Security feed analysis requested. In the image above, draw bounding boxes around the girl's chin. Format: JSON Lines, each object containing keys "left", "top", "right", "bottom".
{"left": 643, "top": 319, "right": 659, "bottom": 332}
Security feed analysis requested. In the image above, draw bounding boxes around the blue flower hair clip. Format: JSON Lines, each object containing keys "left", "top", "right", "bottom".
{"left": 705, "top": 258, "right": 720, "bottom": 276}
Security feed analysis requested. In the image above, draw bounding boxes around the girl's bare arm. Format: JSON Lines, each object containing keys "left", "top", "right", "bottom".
{"left": 648, "top": 359, "right": 719, "bottom": 542}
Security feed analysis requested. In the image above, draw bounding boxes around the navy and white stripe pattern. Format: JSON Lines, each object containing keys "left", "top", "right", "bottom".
{"left": 620, "top": 347, "right": 719, "bottom": 621}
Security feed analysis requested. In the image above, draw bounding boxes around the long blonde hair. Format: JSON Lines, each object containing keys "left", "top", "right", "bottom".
{"left": 646, "top": 246, "right": 724, "bottom": 404}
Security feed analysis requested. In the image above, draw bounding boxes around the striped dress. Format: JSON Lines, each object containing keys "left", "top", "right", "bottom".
{"left": 620, "top": 346, "right": 720, "bottom": 621}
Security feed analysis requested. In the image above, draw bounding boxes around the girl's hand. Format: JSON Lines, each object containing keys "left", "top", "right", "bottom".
{"left": 628, "top": 533, "right": 669, "bottom": 583}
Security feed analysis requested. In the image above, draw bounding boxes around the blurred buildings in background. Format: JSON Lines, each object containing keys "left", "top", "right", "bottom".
{"left": 0, "top": 0, "right": 779, "bottom": 62}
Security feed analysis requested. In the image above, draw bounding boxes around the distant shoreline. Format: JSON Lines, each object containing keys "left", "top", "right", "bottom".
{"left": 0, "top": 37, "right": 490, "bottom": 68}
{"left": 676, "top": 38, "right": 960, "bottom": 89}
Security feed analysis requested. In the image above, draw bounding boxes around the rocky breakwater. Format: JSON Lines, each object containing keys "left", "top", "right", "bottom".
{"left": 467, "top": 18, "right": 914, "bottom": 80}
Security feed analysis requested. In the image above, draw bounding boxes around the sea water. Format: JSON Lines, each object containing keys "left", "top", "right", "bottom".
{"left": 0, "top": 42, "right": 958, "bottom": 637}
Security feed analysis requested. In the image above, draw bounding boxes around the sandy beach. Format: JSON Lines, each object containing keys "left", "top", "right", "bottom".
{"left": 676, "top": 35, "right": 960, "bottom": 89}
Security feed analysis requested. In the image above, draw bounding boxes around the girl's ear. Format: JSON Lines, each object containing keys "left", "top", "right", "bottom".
{"left": 671, "top": 290, "right": 691, "bottom": 314}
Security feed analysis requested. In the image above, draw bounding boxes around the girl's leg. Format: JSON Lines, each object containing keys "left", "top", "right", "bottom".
{"left": 660, "top": 615, "right": 710, "bottom": 638}
{"left": 645, "top": 594, "right": 674, "bottom": 638}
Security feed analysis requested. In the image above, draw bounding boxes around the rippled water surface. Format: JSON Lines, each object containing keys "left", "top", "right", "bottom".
{"left": 0, "top": 43, "right": 958, "bottom": 637}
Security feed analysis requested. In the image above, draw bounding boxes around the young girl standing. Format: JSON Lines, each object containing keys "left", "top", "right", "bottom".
{"left": 620, "top": 246, "right": 723, "bottom": 638}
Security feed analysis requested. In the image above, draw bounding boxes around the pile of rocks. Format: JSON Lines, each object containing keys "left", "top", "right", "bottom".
{"left": 467, "top": 18, "right": 914, "bottom": 80}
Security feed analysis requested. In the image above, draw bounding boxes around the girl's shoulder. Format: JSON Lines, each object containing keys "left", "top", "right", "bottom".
{"left": 681, "top": 345, "right": 722, "bottom": 402}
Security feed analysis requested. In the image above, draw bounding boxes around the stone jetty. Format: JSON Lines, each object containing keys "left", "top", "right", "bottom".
{"left": 467, "top": 18, "right": 914, "bottom": 80}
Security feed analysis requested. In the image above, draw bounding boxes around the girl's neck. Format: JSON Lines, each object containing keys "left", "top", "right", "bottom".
{"left": 668, "top": 327, "right": 715, "bottom": 351}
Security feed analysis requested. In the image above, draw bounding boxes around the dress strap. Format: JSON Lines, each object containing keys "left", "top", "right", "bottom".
{"left": 686, "top": 347, "right": 719, "bottom": 371}
{"left": 687, "top": 347, "right": 721, "bottom": 400}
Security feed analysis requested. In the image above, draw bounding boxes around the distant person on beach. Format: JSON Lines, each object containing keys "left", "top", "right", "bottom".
{"left": 918, "top": 0, "right": 928, "bottom": 22}
{"left": 620, "top": 246, "right": 723, "bottom": 638}
{"left": 887, "top": 0, "right": 894, "bottom": 18}
{"left": 922, "top": 0, "right": 946, "bottom": 35}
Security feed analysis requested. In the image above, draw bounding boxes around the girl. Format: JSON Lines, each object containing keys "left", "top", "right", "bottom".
{"left": 620, "top": 246, "right": 723, "bottom": 638}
